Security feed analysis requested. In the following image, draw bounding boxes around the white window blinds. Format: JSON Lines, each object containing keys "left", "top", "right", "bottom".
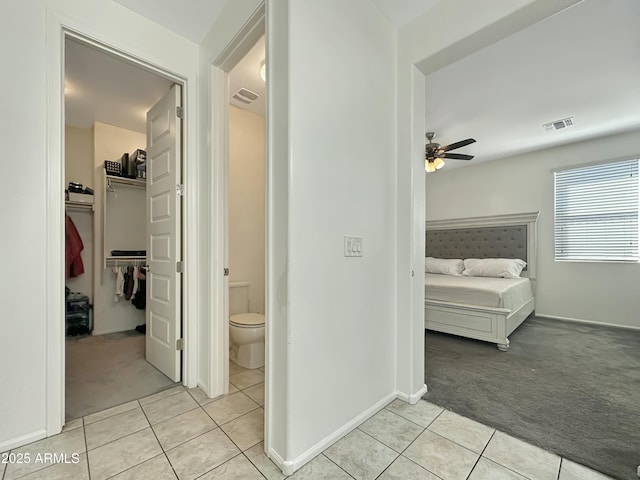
{"left": 554, "top": 159, "right": 639, "bottom": 262}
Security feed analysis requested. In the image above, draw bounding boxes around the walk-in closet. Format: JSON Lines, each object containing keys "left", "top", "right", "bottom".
{"left": 64, "top": 36, "right": 178, "bottom": 420}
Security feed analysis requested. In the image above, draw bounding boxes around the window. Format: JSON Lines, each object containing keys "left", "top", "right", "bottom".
{"left": 554, "top": 159, "right": 639, "bottom": 262}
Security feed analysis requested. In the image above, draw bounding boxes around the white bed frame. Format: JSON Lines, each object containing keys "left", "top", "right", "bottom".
{"left": 425, "top": 212, "right": 539, "bottom": 351}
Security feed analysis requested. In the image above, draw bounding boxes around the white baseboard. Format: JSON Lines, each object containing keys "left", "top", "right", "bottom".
{"left": 395, "top": 384, "right": 428, "bottom": 404}
{"left": 267, "top": 448, "right": 293, "bottom": 476}
{"left": 536, "top": 313, "right": 640, "bottom": 331}
{"left": 0, "top": 430, "right": 47, "bottom": 452}
{"left": 268, "top": 391, "right": 398, "bottom": 476}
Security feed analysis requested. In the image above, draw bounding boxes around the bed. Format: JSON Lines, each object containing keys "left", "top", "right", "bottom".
{"left": 425, "top": 212, "right": 539, "bottom": 351}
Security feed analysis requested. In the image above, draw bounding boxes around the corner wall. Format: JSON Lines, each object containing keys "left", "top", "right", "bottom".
{"left": 425, "top": 129, "right": 640, "bottom": 328}
{"left": 279, "top": 0, "right": 398, "bottom": 469}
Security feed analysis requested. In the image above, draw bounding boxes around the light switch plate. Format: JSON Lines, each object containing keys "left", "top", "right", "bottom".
{"left": 344, "top": 236, "right": 363, "bottom": 257}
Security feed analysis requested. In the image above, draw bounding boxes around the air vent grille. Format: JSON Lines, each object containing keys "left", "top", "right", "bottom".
{"left": 232, "top": 87, "right": 259, "bottom": 105}
{"left": 543, "top": 117, "right": 575, "bottom": 131}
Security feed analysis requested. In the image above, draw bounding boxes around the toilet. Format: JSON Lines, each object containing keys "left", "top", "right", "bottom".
{"left": 229, "top": 283, "right": 265, "bottom": 369}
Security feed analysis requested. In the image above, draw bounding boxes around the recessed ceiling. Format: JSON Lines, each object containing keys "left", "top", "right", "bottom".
{"left": 65, "top": 37, "right": 174, "bottom": 133}
{"left": 424, "top": 0, "right": 640, "bottom": 169}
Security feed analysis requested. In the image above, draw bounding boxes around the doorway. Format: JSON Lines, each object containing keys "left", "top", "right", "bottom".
{"left": 226, "top": 35, "right": 266, "bottom": 392}
{"left": 63, "top": 35, "right": 184, "bottom": 420}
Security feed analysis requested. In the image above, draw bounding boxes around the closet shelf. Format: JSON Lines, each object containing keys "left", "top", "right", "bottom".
{"left": 106, "top": 175, "right": 146, "bottom": 188}
{"left": 65, "top": 201, "right": 94, "bottom": 211}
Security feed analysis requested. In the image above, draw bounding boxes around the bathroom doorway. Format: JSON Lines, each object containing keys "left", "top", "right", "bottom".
{"left": 225, "top": 35, "right": 267, "bottom": 401}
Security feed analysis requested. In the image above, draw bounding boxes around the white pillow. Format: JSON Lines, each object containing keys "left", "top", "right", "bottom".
{"left": 463, "top": 258, "right": 527, "bottom": 278}
{"left": 425, "top": 257, "right": 465, "bottom": 276}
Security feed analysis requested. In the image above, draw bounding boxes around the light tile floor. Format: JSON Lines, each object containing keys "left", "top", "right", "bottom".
{"left": 1, "top": 363, "right": 615, "bottom": 480}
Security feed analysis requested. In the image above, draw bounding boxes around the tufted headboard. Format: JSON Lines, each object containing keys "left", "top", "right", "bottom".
{"left": 426, "top": 212, "right": 540, "bottom": 280}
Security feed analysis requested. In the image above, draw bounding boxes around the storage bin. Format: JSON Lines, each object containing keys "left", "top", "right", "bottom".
{"left": 65, "top": 292, "right": 92, "bottom": 335}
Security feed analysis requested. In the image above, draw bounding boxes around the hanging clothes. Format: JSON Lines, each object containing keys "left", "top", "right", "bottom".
{"left": 124, "top": 266, "right": 135, "bottom": 300}
{"left": 65, "top": 215, "right": 84, "bottom": 278}
{"left": 131, "top": 266, "right": 140, "bottom": 297}
{"left": 113, "top": 267, "right": 125, "bottom": 300}
{"left": 132, "top": 268, "right": 146, "bottom": 310}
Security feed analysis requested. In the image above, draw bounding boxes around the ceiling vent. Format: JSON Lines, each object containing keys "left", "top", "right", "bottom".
{"left": 543, "top": 117, "right": 574, "bottom": 131}
{"left": 232, "top": 87, "right": 259, "bottom": 105}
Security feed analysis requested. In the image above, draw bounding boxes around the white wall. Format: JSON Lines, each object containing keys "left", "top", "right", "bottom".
{"left": 65, "top": 126, "right": 93, "bottom": 189}
{"left": 229, "top": 105, "right": 265, "bottom": 313}
{"left": 0, "top": 1, "right": 54, "bottom": 449}
{"left": 0, "top": 0, "right": 198, "bottom": 451}
{"left": 267, "top": 0, "right": 397, "bottom": 471}
{"left": 425, "top": 129, "right": 640, "bottom": 329}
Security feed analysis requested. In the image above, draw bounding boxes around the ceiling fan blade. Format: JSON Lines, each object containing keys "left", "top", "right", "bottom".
{"left": 441, "top": 138, "right": 476, "bottom": 152}
{"left": 443, "top": 153, "right": 474, "bottom": 160}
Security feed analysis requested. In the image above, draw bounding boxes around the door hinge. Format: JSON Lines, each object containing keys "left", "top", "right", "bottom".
{"left": 176, "top": 106, "right": 183, "bottom": 119}
{"left": 176, "top": 184, "right": 184, "bottom": 196}
{"left": 223, "top": 267, "right": 229, "bottom": 276}
{"left": 176, "top": 338, "right": 184, "bottom": 350}
{"left": 176, "top": 261, "right": 183, "bottom": 273}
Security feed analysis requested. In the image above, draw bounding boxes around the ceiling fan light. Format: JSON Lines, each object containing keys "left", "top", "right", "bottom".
{"left": 425, "top": 160, "right": 436, "bottom": 173}
{"left": 434, "top": 157, "right": 445, "bottom": 170}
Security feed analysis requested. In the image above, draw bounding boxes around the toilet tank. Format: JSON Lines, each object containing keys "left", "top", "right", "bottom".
{"left": 229, "top": 282, "right": 250, "bottom": 316}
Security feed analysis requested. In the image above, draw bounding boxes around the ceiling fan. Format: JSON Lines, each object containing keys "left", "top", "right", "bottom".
{"left": 425, "top": 132, "right": 476, "bottom": 173}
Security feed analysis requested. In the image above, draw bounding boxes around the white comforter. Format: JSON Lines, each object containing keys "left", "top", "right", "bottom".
{"left": 425, "top": 273, "right": 533, "bottom": 310}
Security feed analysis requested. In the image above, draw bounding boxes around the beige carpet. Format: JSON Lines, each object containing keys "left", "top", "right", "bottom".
{"left": 65, "top": 330, "right": 178, "bottom": 420}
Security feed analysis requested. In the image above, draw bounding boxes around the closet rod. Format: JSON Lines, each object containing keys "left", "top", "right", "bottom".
{"left": 105, "top": 256, "right": 147, "bottom": 268}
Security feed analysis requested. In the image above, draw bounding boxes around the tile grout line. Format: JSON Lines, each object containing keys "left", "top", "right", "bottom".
{"left": 214, "top": 407, "right": 264, "bottom": 453}
{"left": 479, "top": 431, "right": 560, "bottom": 480}
{"left": 83, "top": 417, "right": 92, "bottom": 480}
{"left": 239, "top": 451, "right": 271, "bottom": 480}
{"left": 359, "top": 425, "right": 429, "bottom": 479}
{"left": 81, "top": 399, "right": 141, "bottom": 426}
{"left": 81, "top": 401, "right": 168, "bottom": 480}
{"left": 137, "top": 399, "right": 180, "bottom": 480}
{"left": 373, "top": 405, "right": 447, "bottom": 479}
{"left": 192, "top": 451, "right": 245, "bottom": 480}
{"left": 381, "top": 405, "right": 436, "bottom": 429}
{"left": 185, "top": 408, "right": 265, "bottom": 480}
{"left": 138, "top": 385, "right": 185, "bottom": 407}
{"left": 319, "top": 453, "right": 358, "bottom": 479}
{"left": 426, "top": 410, "right": 558, "bottom": 480}
{"left": 5, "top": 426, "right": 88, "bottom": 480}
{"left": 354, "top": 404, "right": 448, "bottom": 479}
{"left": 464, "top": 429, "right": 497, "bottom": 480}
{"left": 152, "top": 380, "right": 265, "bottom": 478}
{"left": 557, "top": 457, "right": 563, "bottom": 480}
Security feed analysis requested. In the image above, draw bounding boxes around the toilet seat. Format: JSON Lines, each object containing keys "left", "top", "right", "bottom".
{"left": 230, "top": 313, "right": 265, "bottom": 328}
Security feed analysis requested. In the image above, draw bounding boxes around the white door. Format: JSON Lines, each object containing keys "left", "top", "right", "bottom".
{"left": 146, "top": 84, "right": 182, "bottom": 382}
